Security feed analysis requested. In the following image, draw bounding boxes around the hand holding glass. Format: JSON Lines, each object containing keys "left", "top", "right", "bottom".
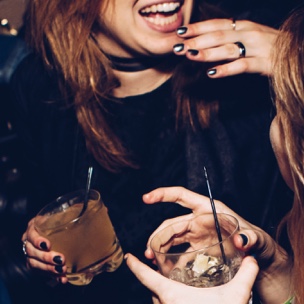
{"left": 150, "top": 213, "right": 243, "bottom": 287}
{"left": 34, "top": 189, "right": 123, "bottom": 286}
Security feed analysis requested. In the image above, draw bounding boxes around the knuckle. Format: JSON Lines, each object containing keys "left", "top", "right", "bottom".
{"left": 238, "top": 59, "right": 250, "bottom": 72}
{"left": 212, "top": 30, "right": 226, "bottom": 44}
{"left": 226, "top": 44, "right": 237, "bottom": 57}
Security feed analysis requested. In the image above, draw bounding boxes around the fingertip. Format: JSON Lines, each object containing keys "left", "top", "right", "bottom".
{"left": 144, "top": 247, "right": 154, "bottom": 259}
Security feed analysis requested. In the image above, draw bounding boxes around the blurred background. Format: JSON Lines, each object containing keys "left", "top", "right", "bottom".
{"left": 0, "top": 0, "right": 303, "bottom": 303}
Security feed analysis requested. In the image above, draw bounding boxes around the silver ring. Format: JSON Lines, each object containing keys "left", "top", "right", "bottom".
{"left": 234, "top": 41, "right": 246, "bottom": 58}
{"left": 22, "top": 240, "right": 28, "bottom": 256}
{"left": 231, "top": 18, "right": 236, "bottom": 30}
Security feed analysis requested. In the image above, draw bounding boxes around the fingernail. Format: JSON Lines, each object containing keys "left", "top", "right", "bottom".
{"left": 173, "top": 43, "right": 184, "bottom": 52}
{"left": 188, "top": 49, "right": 199, "bottom": 56}
{"left": 53, "top": 256, "right": 63, "bottom": 265}
{"left": 124, "top": 254, "right": 129, "bottom": 261}
{"left": 55, "top": 265, "right": 63, "bottom": 273}
{"left": 240, "top": 234, "right": 248, "bottom": 246}
{"left": 177, "top": 26, "right": 187, "bottom": 35}
{"left": 40, "top": 242, "right": 48, "bottom": 250}
{"left": 207, "top": 68, "right": 217, "bottom": 76}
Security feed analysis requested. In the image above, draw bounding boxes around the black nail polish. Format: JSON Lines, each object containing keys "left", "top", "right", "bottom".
{"left": 173, "top": 43, "right": 184, "bottom": 52}
{"left": 207, "top": 68, "right": 217, "bottom": 76}
{"left": 40, "top": 242, "right": 48, "bottom": 250}
{"left": 240, "top": 234, "right": 248, "bottom": 246}
{"left": 53, "top": 256, "right": 63, "bottom": 265}
{"left": 55, "top": 265, "right": 63, "bottom": 273}
{"left": 188, "top": 49, "right": 199, "bottom": 56}
{"left": 177, "top": 26, "right": 187, "bottom": 35}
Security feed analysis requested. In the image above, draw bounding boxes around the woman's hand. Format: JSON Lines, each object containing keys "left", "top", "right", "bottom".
{"left": 21, "top": 218, "right": 68, "bottom": 284}
{"left": 126, "top": 254, "right": 258, "bottom": 304}
{"left": 174, "top": 19, "right": 278, "bottom": 77}
{"left": 141, "top": 187, "right": 292, "bottom": 303}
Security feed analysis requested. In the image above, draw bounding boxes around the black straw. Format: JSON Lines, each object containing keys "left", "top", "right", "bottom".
{"left": 78, "top": 166, "right": 93, "bottom": 217}
{"left": 203, "top": 167, "right": 227, "bottom": 264}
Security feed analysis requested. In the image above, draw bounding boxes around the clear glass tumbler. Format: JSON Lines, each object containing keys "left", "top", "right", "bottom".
{"left": 34, "top": 189, "right": 123, "bottom": 286}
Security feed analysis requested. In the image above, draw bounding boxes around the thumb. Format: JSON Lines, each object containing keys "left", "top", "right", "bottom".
{"left": 231, "top": 256, "right": 259, "bottom": 289}
{"left": 125, "top": 253, "right": 169, "bottom": 295}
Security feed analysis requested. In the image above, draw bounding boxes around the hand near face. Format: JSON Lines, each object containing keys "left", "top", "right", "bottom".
{"left": 21, "top": 218, "right": 68, "bottom": 284}
{"left": 173, "top": 19, "right": 278, "bottom": 77}
{"left": 126, "top": 253, "right": 258, "bottom": 304}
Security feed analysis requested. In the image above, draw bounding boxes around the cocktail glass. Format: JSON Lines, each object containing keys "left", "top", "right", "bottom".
{"left": 150, "top": 213, "right": 243, "bottom": 288}
{"left": 34, "top": 189, "right": 123, "bottom": 286}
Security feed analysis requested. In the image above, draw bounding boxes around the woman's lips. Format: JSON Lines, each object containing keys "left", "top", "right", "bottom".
{"left": 139, "top": 1, "right": 183, "bottom": 32}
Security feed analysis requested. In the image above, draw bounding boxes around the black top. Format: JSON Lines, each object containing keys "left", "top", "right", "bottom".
{"left": 10, "top": 53, "right": 292, "bottom": 304}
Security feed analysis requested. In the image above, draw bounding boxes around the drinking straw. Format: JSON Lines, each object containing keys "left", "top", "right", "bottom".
{"left": 78, "top": 166, "right": 93, "bottom": 217}
{"left": 203, "top": 166, "right": 227, "bottom": 264}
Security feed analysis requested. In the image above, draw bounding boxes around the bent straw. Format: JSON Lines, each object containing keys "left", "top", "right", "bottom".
{"left": 78, "top": 166, "right": 93, "bottom": 217}
{"left": 203, "top": 166, "right": 227, "bottom": 265}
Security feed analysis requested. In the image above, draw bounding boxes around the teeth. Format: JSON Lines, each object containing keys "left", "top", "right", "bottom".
{"left": 144, "top": 13, "right": 178, "bottom": 26}
{"left": 140, "top": 2, "right": 180, "bottom": 14}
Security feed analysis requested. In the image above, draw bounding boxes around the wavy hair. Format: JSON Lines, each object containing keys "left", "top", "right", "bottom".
{"left": 271, "top": 6, "right": 304, "bottom": 302}
{"left": 25, "top": 0, "right": 225, "bottom": 172}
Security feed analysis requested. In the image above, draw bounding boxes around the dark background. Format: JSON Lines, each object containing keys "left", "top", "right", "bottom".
{"left": 0, "top": 0, "right": 303, "bottom": 303}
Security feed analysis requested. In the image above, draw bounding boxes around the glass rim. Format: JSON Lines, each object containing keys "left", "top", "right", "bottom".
{"left": 150, "top": 212, "right": 239, "bottom": 256}
{"left": 34, "top": 189, "right": 101, "bottom": 231}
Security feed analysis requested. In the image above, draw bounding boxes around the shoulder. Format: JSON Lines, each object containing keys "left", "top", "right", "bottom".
{"left": 9, "top": 52, "right": 61, "bottom": 115}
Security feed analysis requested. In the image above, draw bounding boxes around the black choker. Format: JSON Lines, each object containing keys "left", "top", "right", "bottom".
{"left": 106, "top": 54, "right": 172, "bottom": 72}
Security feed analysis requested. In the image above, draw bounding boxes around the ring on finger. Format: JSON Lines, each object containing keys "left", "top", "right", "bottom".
{"left": 22, "top": 239, "right": 28, "bottom": 256}
{"left": 234, "top": 41, "right": 246, "bottom": 58}
{"left": 230, "top": 18, "right": 236, "bottom": 30}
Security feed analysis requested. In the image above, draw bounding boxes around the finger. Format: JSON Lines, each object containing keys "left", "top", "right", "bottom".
{"left": 229, "top": 256, "right": 258, "bottom": 300}
{"left": 25, "top": 240, "right": 65, "bottom": 266}
{"left": 206, "top": 57, "right": 271, "bottom": 78}
{"left": 177, "top": 18, "right": 237, "bottom": 38}
{"left": 125, "top": 253, "right": 173, "bottom": 296}
{"left": 27, "top": 254, "right": 67, "bottom": 275}
{"left": 232, "top": 229, "right": 282, "bottom": 269}
{"left": 178, "top": 19, "right": 272, "bottom": 38}
{"left": 143, "top": 186, "right": 228, "bottom": 214}
{"left": 23, "top": 219, "right": 52, "bottom": 251}
{"left": 185, "top": 43, "right": 244, "bottom": 62}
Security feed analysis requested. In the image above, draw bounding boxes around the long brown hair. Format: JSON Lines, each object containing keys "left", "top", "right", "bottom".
{"left": 271, "top": 6, "right": 304, "bottom": 302}
{"left": 25, "top": 0, "right": 225, "bottom": 172}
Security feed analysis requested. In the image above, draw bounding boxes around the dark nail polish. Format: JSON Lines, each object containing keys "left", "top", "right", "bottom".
{"left": 40, "top": 242, "right": 48, "bottom": 250}
{"left": 173, "top": 43, "right": 184, "bottom": 52}
{"left": 53, "top": 256, "right": 63, "bottom": 265}
{"left": 207, "top": 68, "right": 217, "bottom": 76}
{"left": 55, "top": 265, "right": 63, "bottom": 273}
{"left": 188, "top": 49, "right": 199, "bottom": 56}
{"left": 240, "top": 234, "right": 248, "bottom": 246}
{"left": 177, "top": 26, "right": 187, "bottom": 35}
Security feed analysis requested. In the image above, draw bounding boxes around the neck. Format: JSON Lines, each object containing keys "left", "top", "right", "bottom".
{"left": 106, "top": 54, "right": 171, "bottom": 72}
{"left": 111, "top": 55, "right": 178, "bottom": 98}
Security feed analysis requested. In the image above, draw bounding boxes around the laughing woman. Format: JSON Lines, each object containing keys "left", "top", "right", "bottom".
{"left": 11, "top": 0, "right": 291, "bottom": 303}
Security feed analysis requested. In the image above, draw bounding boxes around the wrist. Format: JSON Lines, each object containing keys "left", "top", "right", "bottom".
{"left": 255, "top": 247, "right": 293, "bottom": 304}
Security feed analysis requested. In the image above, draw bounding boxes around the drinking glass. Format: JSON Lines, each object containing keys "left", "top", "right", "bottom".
{"left": 150, "top": 213, "right": 243, "bottom": 288}
{"left": 34, "top": 189, "right": 123, "bottom": 286}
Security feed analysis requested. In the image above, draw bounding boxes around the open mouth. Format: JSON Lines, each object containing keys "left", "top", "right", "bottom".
{"left": 139, "top": 2, "right": 182, "bottom": 26}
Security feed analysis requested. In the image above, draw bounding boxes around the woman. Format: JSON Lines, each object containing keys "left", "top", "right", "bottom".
{"left": 12, "top": 0, "right": 291, "bottom": 303}
{"left": 126, "top": 6, "right": 304, "bottom": 303}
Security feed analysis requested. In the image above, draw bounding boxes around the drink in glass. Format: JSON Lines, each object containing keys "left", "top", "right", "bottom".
{"left": 150, "top": 213, "right": 243, "bottom": 288}
{"left": 34, "top": 189, "right": 123, "bottom": 286}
